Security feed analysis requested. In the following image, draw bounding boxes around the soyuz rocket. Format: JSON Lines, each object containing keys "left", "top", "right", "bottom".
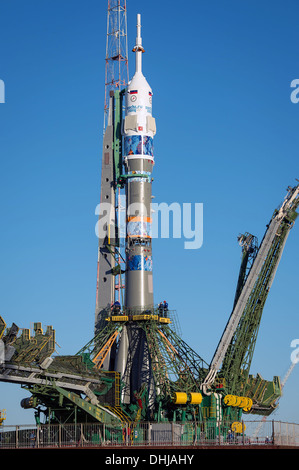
{"left": 123, "top": 13, "right": 156, "bottom": 311}
{"left": 114, "top": 14, "right": 157, "bottom": 405}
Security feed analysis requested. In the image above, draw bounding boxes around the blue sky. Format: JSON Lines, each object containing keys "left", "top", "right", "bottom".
{"left": 0, "top": 0, "right": 298, "bottom": 426}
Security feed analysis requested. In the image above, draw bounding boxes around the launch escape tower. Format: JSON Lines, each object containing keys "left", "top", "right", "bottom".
{"left": 0, "top": 6, "right": 298, "bottom": 439}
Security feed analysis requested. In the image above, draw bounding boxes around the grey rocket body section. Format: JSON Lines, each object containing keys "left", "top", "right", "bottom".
{"left": 125, "top": 168, "right": 154, "bottom": 310}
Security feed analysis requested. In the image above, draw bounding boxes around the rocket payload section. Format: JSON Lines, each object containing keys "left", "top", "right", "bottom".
{"left": 123, "top": 13, "right": 156, "bottom": 311}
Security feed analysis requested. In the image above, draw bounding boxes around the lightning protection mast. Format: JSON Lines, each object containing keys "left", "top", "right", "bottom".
{"left": 95, "top": 0, "right": 129, "bottom": 338}
{"left": 104, "top": 0, "right": 129, "bottom": 131}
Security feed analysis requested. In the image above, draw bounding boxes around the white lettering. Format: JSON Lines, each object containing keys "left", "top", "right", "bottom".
{"left": 105, "top": 455, "right": 139, "bottom": 467}
{"left": 151, "top": 202, "right": 181, "bottom": 239}
{"left": 148, "top": 454, "right": 194, "bottom": 466}
{"left": 150, "top": 454, "right": 157, "bottom": 464}
{"left": 0, "top": 79, "right": 4, "bottom": 103}
{"left": 290, "top": 79, "right": 299, "bottom": 104}
{"left": 183, "top": 202, "right": 203, "bottom": 250}
{"left": 95, "top": 202, "right": 116, "bottom": 240}
{"left": 290, "top": 339, "right": 299, "bottom": 364}
{"left": 95, "top": 201, "right": 204, "bottom": 250}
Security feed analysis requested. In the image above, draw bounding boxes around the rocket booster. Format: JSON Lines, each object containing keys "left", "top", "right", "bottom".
{"left": 123, "top": 14, "right": 156, "bottom": 311}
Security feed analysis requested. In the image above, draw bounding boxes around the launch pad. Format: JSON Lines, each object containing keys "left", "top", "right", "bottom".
{"left": 0, "top": 8, "right": 299, "bottom": 446}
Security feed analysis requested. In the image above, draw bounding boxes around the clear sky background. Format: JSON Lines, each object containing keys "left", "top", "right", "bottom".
{"left": 0, "top": 0, "right": 298, "bottom": 426}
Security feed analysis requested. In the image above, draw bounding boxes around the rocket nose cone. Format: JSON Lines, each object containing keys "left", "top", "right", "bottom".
{"left": 128, "top": 72, "right": 151, "bottom": 94}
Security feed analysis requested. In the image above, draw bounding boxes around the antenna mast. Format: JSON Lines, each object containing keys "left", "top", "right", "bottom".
{"left": 104, "top": 0, "right": 129, "bottom": 131}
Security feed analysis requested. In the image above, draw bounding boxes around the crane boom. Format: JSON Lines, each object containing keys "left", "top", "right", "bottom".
{"left": 202, "top": 183, "right": 299, "bottom": 393}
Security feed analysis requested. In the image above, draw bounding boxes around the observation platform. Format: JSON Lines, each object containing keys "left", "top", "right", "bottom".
{"left": 106, "top": 314, "right": 171, "bottom": 324}
{"left": 104, "top": 304, "right": 175, "bottom": 325}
